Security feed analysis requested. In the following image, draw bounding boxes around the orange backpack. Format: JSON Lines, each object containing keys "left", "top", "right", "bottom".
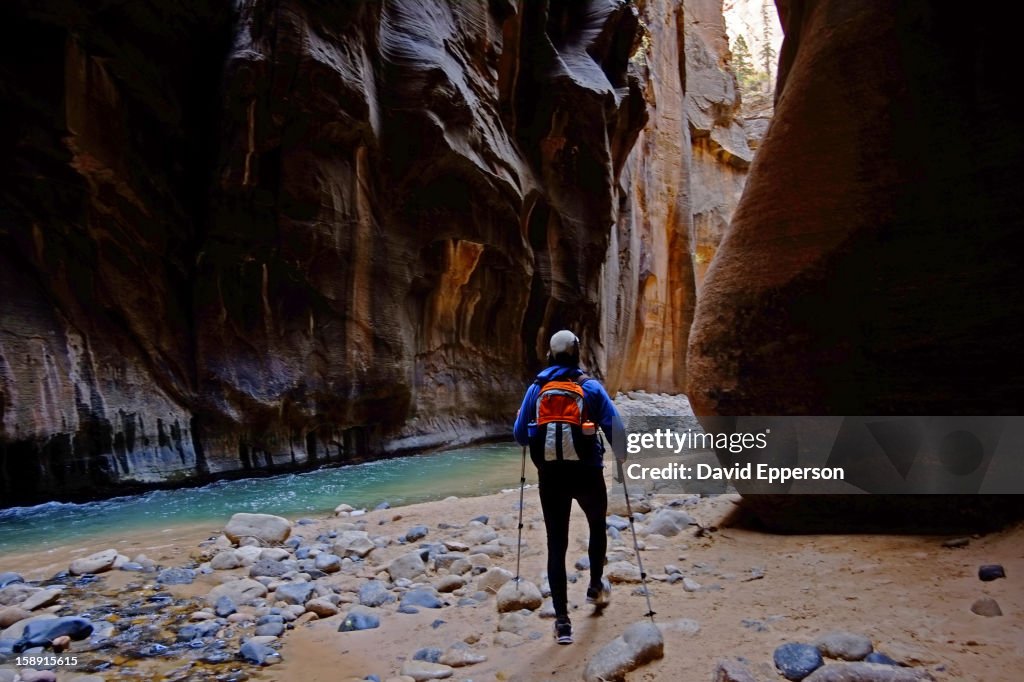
{"left": 534, "top": 376, "right": 596, "bottom": 436}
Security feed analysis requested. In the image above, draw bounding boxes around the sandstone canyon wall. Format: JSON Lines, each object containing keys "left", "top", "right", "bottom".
{"left": 687, "top": 0, "right": 1023, "bottom": 528}
{"left": 604, "top": 0, "right": 750, "bottom": 392}
{"left": 688, "top": 0, "right": 1022, "bottom": 415}
{"left": 0, "top": 0, "right": 748, "bottom": 504}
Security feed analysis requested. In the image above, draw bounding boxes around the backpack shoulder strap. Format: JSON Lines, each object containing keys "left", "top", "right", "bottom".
{"left": 535, "top": 373, "right": 591, "bottom": 389}
{"left": 577, "top": 374, "right": 607, "bottom": 421}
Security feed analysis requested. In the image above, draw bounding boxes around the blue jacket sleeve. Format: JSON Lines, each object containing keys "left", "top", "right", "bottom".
{"left": 513, "top": 384, "right": 538, "bottom": 445}
{"left": 585, "top": 381, "right": 626, "bottom": 461}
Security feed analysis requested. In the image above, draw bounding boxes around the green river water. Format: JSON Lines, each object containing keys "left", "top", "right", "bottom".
{"left": 0, "top": 443, "right": 534, "bottom": 555}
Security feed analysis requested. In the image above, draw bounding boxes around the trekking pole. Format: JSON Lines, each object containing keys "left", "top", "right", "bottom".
{"left": 514, "top": 444, "right": 527, "bottom": 583}
{"left": 616, "top": 459, "right": 656, "bottom": 622}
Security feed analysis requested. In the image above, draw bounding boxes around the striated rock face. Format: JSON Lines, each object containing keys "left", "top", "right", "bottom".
{"left": 685, "top": 0, "right": 752, "bottom": 287}
{"left": 687, "top": 1, "right": 1024, "bottom": 529}
{"left": 601, "top": 0, "right": 695, "bottom": 394}
{"left": 4, "top": 0, "right": 752, "bottom": 504}
{"left": 604, "top": 0, "right": 749, "bottom": 393}
{"left": 194, "top": 0, "right": 550, "bottom": 466}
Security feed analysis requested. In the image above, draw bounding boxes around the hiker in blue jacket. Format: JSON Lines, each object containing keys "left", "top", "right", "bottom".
{"left": 513, "top": 329, "right": 625, "bottom": 644}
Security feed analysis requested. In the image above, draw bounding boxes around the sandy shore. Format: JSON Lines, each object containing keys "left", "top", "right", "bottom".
{"left": 3, "top": 464, "right": 1022, "bottom": 682}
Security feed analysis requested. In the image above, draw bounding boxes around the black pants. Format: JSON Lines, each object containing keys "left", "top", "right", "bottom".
{"left": 538, "top": 460, "right": 607, "bottom": 618}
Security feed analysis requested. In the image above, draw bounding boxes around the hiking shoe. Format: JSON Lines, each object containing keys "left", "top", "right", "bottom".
{"left": 554, "top": 616, "right": 573, "bottom": 644}
{"left": 586, "top": 577, "right": 612, "bottom": 607}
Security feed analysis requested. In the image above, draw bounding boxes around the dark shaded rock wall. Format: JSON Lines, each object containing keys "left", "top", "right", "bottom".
{"left": 687, "top": 0, "right": 1024, "bottom": 530}
{"left": 6, "top": 0, "right": 743, "bottom": 504}
{"left": 688, "top": 0, "right": 1023, "bottom": 415}
{"left": 0, "top": 1, "right": 234, "bottom": 495}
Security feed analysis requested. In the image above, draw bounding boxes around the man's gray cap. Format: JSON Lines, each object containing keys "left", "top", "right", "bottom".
{"left": 550, "top": 330, "right": 579, "bottom": 355}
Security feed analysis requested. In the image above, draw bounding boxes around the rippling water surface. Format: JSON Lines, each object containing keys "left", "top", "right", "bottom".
{"left": 0, "top": 443, "right": 533, "bottom": 554}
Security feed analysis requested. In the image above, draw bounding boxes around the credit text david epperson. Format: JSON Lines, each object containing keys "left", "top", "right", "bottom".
{"left": 625, "top": 462, "right": 846, "bottom": 484}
